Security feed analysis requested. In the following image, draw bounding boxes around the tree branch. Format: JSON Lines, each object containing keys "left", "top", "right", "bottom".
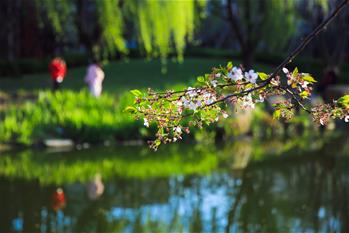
{"left": 264, "top": 0, "right": 349, "bottom": 83}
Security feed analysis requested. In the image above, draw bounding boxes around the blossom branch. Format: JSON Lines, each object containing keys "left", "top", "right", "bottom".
{"left": 127, "top": 0, "right": 349, "bottom": 150}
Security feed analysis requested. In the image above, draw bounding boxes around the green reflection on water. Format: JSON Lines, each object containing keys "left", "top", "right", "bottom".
{"left": 0, "top": 134, "right": 349, "bottom": 232}
{"left": 0, "top": 144, "right": 219, "bottom": 185}
{"left": 0, "top": 132, "right": 339, "bottom": 185}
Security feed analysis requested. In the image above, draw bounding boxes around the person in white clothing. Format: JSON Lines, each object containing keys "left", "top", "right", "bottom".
{"left": 85, "top": 62, "right": 105, "bottom": 97}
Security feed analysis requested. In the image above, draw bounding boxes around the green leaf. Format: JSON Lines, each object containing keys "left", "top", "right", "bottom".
{"left": 302, "top": 74, "right": 317, "bottom": 83}
{"left": 337, "top": 95, "right": 349, "bottom": 107}
{"left": 273, "top": 109, "right": 281, "bottom": 120}
{"left": 124, "top": 106, "right": 137, "bottom": 113}
{"left": 227, "top": 62, "right": 233, "bottom": 70}
{"left": 300, "top": 91, "right": 309, "bottom": 99}
{"left": 258, "top": 72, "right": 269, "bottom": 80}
{"left": 130, "top": 89, "right": 142, "bottom": 96}
{"left": 197, "top": 76, "right": 205, "bottom": 83}
{"left": 292, "top": 67, "right": 298, "bottom": 77}
{"left": 154, "top": 139, "right": 161, "bottom": 147}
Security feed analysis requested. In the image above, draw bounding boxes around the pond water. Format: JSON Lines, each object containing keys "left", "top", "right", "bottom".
{"left": 0, "top": 136, "right": 349, "bottom": 233}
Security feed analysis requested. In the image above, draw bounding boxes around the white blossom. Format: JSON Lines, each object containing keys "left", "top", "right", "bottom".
{"left": 144, "top": 118, "right": 149, "bottom": 127}
{"left": 181, "top": 96, "right": 190, "bottom": 107}
{"left": 210, "top": 80, "right": 218, "bottom": 87}
{"left": 345, "top": 115, "right": 349, "bottom": 122}
{"left": 222, "top": 112, "right": 229, "bottom": 118}
{"left": 203, "top": 92, "right": 216, "bottom": 105}
{"left": 215, "top": 73, "right": 221, "bottom": 78}
{"left": 245, "top": 70, "right": 258, "bottom": 84}
{"left": 176, "top": 100, "right": 183, "bottom": 106}
{"left": 173, "top": 126, "right": 182, "bottom": 133}
{"left": 301, "top": 81, "right": 309, "bottom": 89}
{"left": 241, "top": 94, "right": 255, "bottom": 109}
{"left": 282, "top": 67, "right": 289, "bottom": 74}
{"left": 188, "top": 101, "right": 198, "bottom": 110}
{"left": 187, "top": 87, "right": 197, "bottom": 98}
{"left": 255, "top": 95, "right": 265, "bottom": 103}
{"left": 228, "top": 67, "right": 244, "bottom": 82}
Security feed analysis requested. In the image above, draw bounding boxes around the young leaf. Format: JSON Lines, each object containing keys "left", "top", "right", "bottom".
{"left": 130, "top": 89, "right": 142, "bottom": 97}
{"left": 258, "top": 72, "right": 269, "bottom": 80}
{"left": 273, "top": 109, "right": 281, "bottom": 119}
{"left": 227, "top": 62, "right": 233, "bottom": 70}
{"left": 292, "top": 67, "right": 298, "bottom": 77}
{"left": 300, "top": 91, "right": 309, "bottom": 99}
{"left": 302, "top": 74, "right": 317, "bottom": 83}
{"left": 124, "top": 106, "right": 137, "bottom": 113}
{"left": 337, "top": 95, "right": 349, "bottom": 107}
{"left": 197, "top": 76, "right": 205, "bottom": 83}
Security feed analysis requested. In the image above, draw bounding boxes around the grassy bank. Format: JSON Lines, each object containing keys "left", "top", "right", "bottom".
{"left": 0, "top": 90, "right": 140, "bottom": 145}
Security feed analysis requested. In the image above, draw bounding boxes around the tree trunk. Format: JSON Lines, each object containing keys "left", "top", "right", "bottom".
{"left": 241, "top": 47, "right": 254, "bottom": 69}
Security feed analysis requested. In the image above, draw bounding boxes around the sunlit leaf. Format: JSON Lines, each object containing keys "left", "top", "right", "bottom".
{"left": 124, "top": 106, "right": 137, "bottom": 113}
{"left": 273, "top": 109, "right": 281, "bottom": 119}
{"left": 258, "top": 72, "right": 269, "bottom": 80}
{"left": 302, "top": 74, "right": 317, "bottom": 83}
{"left": 130, "top": 89, "right": 142, "bottom": 97}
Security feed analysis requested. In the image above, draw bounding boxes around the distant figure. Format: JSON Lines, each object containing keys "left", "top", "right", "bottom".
{"left": 86, "top": 174, "right": 105, "bottom": 200}
{"left": 49, "top": 57, "right": 67, "bottom": 91}
{"left": 84, "top": 61, "right": 105, "bottom": 97}
{"left": 51, "top": 188, "right": 66, "bottom": 211}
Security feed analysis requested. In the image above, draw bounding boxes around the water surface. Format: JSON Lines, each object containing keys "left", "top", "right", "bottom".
{"left": 0, "top": 137, "right": 348, "bottom": 233}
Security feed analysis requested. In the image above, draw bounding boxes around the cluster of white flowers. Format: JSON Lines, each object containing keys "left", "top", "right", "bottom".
{"left": 176, "top": 88, "right": 217, "bottom": 111}
{"left": 240, "top": 94, "right": 255, "bottom": 109}
{"left": 227, "top": 67, "right": 243, "bottom": 82}
{"left": 226, "top": 67, "right": 259, "bottom": 84}
{"left": 187, "top": 87, "right": 197, "bottom": 98}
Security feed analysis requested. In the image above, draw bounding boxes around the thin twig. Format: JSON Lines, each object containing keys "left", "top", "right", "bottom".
{"left": 281, "top": 86, "right": 312, "bottom": 113}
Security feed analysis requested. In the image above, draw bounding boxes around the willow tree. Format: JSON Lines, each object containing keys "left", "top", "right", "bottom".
{"left": 34, "top": 0, "right": 206, "bottom": 62}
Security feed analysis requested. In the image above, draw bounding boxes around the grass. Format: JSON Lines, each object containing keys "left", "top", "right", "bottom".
{"left": 0, "top": 58, "right": 273, "bottom": 93}
{"left": 0, "top": 90, "right": 140, "bottom": 145}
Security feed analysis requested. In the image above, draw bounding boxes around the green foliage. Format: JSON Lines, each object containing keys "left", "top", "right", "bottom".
{"left": 95, "top": 0, "right": 127, "bottom": 57}
{"left": 34, "top": 0, "right": 206, "bottom": 60}
{"left": 35, "top": 0, "right": 72, "bottom": 37}
{"left": 0, "top": 90, "right": 138, "bottom": 145}
{"left": 234, "top": 0, "right": 329, "bottom": 52}
{"left": 337, "top": 95, "right": 349, "bottom": 108}
{"left": 124, "top": 0, "right": 206, "bottom": 62}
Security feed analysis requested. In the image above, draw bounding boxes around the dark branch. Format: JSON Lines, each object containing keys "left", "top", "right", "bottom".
{"left": 208, "top": 0, "right": 349, "bottom": 107}
{"left": 264, "top": 0, "right": 349, "bottom": 83}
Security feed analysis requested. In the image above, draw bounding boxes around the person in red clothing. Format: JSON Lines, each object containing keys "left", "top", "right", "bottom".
{"left": 49, "top": 57, "right": 67, "bottom": 91}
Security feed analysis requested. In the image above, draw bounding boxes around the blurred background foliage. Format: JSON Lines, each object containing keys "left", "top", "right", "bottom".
{"left": 0, "top": 0, "right": 348, "bottom": 146}
{"left": 0, "top": 0, "right": 347, "bottom": 76}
